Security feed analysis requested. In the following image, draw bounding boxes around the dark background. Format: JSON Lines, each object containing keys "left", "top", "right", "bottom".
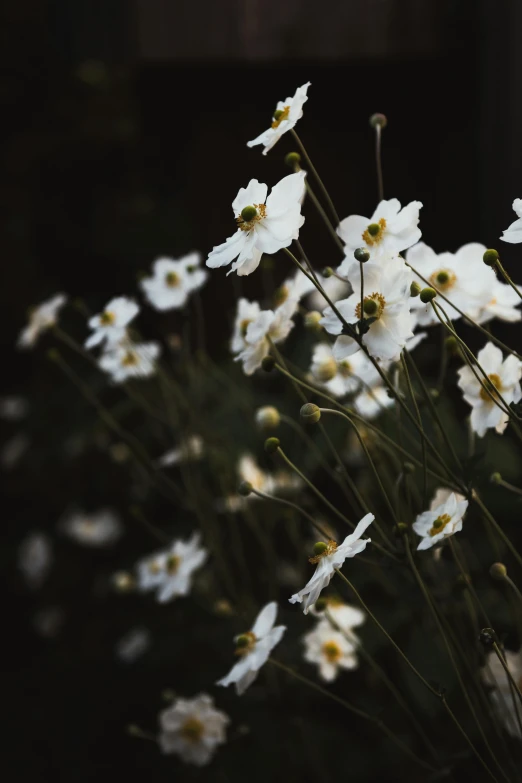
{"left": 2, "top": 1, "right": 522, "bottom": 781}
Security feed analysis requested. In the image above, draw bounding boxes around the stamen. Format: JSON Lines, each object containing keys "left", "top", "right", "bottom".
{"left": 165, "top": 271, "right": 180, "bottom": 288}
{"left": 362, "top": 217, "right": 386, "bottom": 246}
{"left": 309, "top": 540, "right": 338, "bottom": 564}
{"left": 322, "top": 640, "right": 342, "bottom": 663}
{"left": 429, "top": 268, "right": 457, "bottom": 291}
{"left": 180, "top": 717, "right": 205, "bottom": 743}
{"left": 429, "top": 513, "right": 451, "bottom": 537}
{"left": 234, "top": 630, "right": 257, "bottom": 656}
{"left": 271, "top": 105, "right": 290, "bottom": 128}
{"left": 100, "top": 311, "right": 115, "bottom": 326}
{"left": 479, "top": 373, "right": 502, "bottom": 402}
{"left": 121, "top": 351, "right": 139, "bottom": 367}
{"left": 236, "top": 203, "right": 267, "bottom": 232}
{"left": 355, "top": 292, "right": 386, "bottom": 320}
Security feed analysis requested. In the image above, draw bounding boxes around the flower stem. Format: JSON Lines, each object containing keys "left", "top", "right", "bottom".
{"left": 268, "top": 658, "right": 437, "bottom": 773}
{"left": 248, "top": 487, "right": 332, "bottom": 541}
{"left": 471, "top": 492, "right": 522, "bottom": 570}
{"left": 290, "top": 129, "right": 340, "bottom": 225}
{"left": 400, "top": 353, "right": 428, "bottom": 507}
{"left": 303, "top": 181, "right": 345, "bottom": 253}
{"left": 374, "top": 123, "right": 384, "bottom": 202}
{"left": 494, "top": 259, "right": 522, "bottom": 302}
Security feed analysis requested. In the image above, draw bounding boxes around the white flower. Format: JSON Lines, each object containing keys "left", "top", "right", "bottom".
{"left": 407, "top": 242, "right": 496, "bottom": 325}
{"left": 310, "top": 342, "right": 381, "bottom": 398}
{"left": 307, "top": 274, "right": 351, "bottom": 312}
{"left": 17, "top": 293, "right": 67, "bottom": 349}
{"left": 413, "top": 492, "right": 468, "bottom": 551}
{"left": 337, "top": 199, "right": 422, "bottom": 265}
{"left": 137, "top": 533, "right": 207, "bottom": 603}
{"left": 321, "top": 257, "right": 413, "bottom": 362}
{"left": 289, "top": 513, "right": 374, "bottom": 613}
{"left": 206, "top": 172, "right": 306, "bottom": 277}
{"left": 61, "top": 508, "right": 122, "bottom": 547}
{"left": 140, "top": 254, "right": 207, "bottom": 311}
{"left": 158, "top": 435, "right": 204, "bottom": 467}
{"left": 274, "top": 268, "right": 316, "bottom": 308}
{"left": 159, "top": 694, "right": 229, "bottom": 765}
{"left": 217, "top": 602, "right": 286, "bottom": 695}
{"left": 0, "top": 396, "right": 28, "bottom": 421}
{"left": 18, "top": 533, "right": 52, "bottom": 589}
{"left": 430, "top": 487, "right": 466, "bottom": 508}
{"left": 238, "top": 454, "right": 277, "bottom": 495}
{"left": 457, "top": 342, "right": 522, "bottom": 437}
{"left": 247, "top": 82, "right": 311, "bottom": 155}
{"left": 231, "top": 298, "right": 261, "bottom": 354}
{"left": 85, "top": 296, "right": 139, "bottom": 349}
{"left": 476, "top": 277, "right": 522, "bottom": 325}
{"left": 310, "top": 599, "right": 366, "bottom": 631}
{"left": 482, "top": 649, "right": 522, "bottom": 739}
{"left": 303, "top": 618, "right": 359, "bottom": 682}
{"left": 500, "top": 199, "right": 522, "bottom": 244}
{"left": 99, "top": 340, "right": 161, "bottom": 383}
{"left": 235, "top": 298, "right": 297, "bottom": 375}
{"left": 353, "top": 385, "right": 394, "bottom": 420}
{"left": 116, "top": 627, "right": 150, "bottom": 663}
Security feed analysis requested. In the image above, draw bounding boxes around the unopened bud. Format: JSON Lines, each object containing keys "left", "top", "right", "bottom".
{"left": 369, "top": 113, "right": 388, "bottom": 129}
{"left": 261, "top": 355, "right": 275, "bottom": 372}
{"left": 238, "top": 481, "right": 253, "bottom": 497}
{"left": 410, "top": 281, "right": 421, "bottom": 297}
{"left": 393, "top": 522, "right": 409, "bottom": 537}
{"left": 300, "top": 402, "right": 321, "bottom": 424}
{"left": 112, "top": 571, "right": 135, "bottom": 592}
{"left": 403, "top": 462, "right": 415, "bottom": 474}
{"left": 313, "top": 357, "right": 337, "bottom": 383}
{"left": 322, "top": 266, "right": 334, "bottom": 278}
{"left": 420, "top": 287, "right": 437, "bottom": 303}
{"left": 445, "top": 336, "right": 458, "bottom": 354}
{"left": 479, "top": 627, "right": 498, "bottom": 648}
{"left": 490, "top": 472, "right": 502, "bottom": 485}
{"left": 264, "top": 437, "right": 280, "bottom": 454}
{"left": 483, "top": 249, "right": 499, "bottom": 267}
{"left": 489, "top": 562, "right": 507, "bottom": 581}
{"left": 354, "top": 247, "right": 370, "bottom": 263}
{"left": 304, "top": 311, "right": 323, "bottom": 332}
{"left": 255, "top": 406, "right": 280, "bottom": 431}
{"left": 285, "top": 151, "right": 301, "bottom": 169}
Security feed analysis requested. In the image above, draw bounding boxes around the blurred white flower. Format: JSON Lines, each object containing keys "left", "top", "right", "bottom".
{"left": 412, "top": 492, "right": 468, "bottom": 551}
{"left": 158, "top": 435, "right": 204, "bottom": 467}
{"left": 247, "top": 82, "right": 311, "bottom": 155}
{"left": 206, "top": 172, "right": 306, "bottom": 277}
{"left": 238, "top": 454, "right": 277, "bottom": 494}
{"left": 482, "top": 649, "right": 522, "bottom": 739}
{"left": 99, "top": 341, "right": 161, "bottom": 384}
{"left": 310, "top": 598, "right": 366, "bottom": 631}
{"left": 274, "top": 268, "right": 315, "bottom": 307}
{"left": 476, "top": 277, "right": 522, "bottom": 325}
{"left": 115, "top": 627, "right": 151, "bottom": 663}
{"left": 19, "top": 532, "right": 53, "bottom": 589}
{"left": 159, "top": 693, "right": 229, "bottom": 765}
{"left": 231, "top": 298, "right": 261, "bottom": 354}
{"left": 217, "top": 602, "right": 286, "bottom": 695}
{"left": 407, "top": 242, "right": 496, "bottom": 325}
{"left": 290, "top": 513, "right": 374, "bottom": 614}
{"left": 321, "top": 258, "right": 413, "bottom": 362}
{"left": 500, "top": 198, "right": 522, "bottom": 244}
{"left": 310, "top": 342, "right": 381, "bottom": 399}
{"left": 0, "top": 396, "right": 28, "bottom": 421}
{"left": 307, "top": 273, "right": 350, "bottom": 312}
{"left": 61, "top": 508, "right": 122, "bottom": 547}
{"left": 140, "top": 254, "right": 207, "bottom": 311}
{"left": 85, "top": 296, "right": 139, "bottom": 349}
{"left": 353, "top": 385, "right": 394, "bottom": 420}
{"left": 137, "top": 533, "right": 207, "bottom": 603}
{"left": 457, "top": 342, "right": 522, "bottom": 437}
{"left": 17, "top": 293, "right": 67, "bottom": 349}
{"left": 430, "top": 487, "right": 466, "bottom": 508}
{"left": 235, "top": 298, "right": 297, "bottom": 375}
{"left": 303, "top": 618, "right": 359, "bottom": 682}
{"left": 337, "top": 199, "right": 422, "bottom": 264}
{"left": 1, "top": 433, "right": 29, "bottom": 470}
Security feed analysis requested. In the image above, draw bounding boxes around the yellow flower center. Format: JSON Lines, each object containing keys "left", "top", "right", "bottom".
{"left": 429, "top": 268, "right": 457, "bottom": 291}
{"left": 309, "top": 539, "right": 338, "bottom": 564}
{"left": 100, "top": 311, "right": 115, "bottom": 326}
{"left": 355, "top": 292, "right": 386, "bottom": 321}
{"left": 180, "top": 717, "right": 205, "bottom": 743}
{"left": 322, "top": 640, "right": 342, "bottom": 663}
{"left": 148, "top": 559, "right": 162, "bottom": 575}
{"left": 362, "top": 217, "right": 386, "bottom": 246}
{"left": 236, "top": 203, "right": 267, "bottom": 232}
{"left": 338, "top": 361, "right": 352, "bottom": 378}
{"left": 235, "top": 630, "right": 257, "bottom": 656}
{"left": 239, "top": 318, "right": 252, "bottom": 338}
{"left": 271, "top": 105, "right": 290, "bottom": 128}
{"left": 273, "top": 285, "right": 289, "bottom": 308}
{"left": 166, "top": 554, "right": 181, "bottom": 575}
{"left": 314, "top": 356, "right": 337, "bottom": 383}
{"left": 121, "top": 350, "right": 139, "bottom": 367}
{"left": 165, "top": 271, "right": 180, "bottom": 288}
{"left": 429, "top": 513, "right": 451, "bottom": 537}
{"left": 479, "top": 373, "right": 502, "bottom": 403}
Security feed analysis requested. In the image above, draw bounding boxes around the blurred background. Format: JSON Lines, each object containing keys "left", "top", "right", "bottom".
{"left": 2, "top": 1, "right": 522, "bottom": 781}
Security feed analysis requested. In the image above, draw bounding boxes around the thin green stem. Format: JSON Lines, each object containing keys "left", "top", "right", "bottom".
{"left": 374, "top": 123, "right": 384, "bottom": 202}
{"left": 291, "top": 130, "right": 340, "bottom": 225}
{"left": 249, "top": 487, "right": 332, "bottom": 541}
{"left": 401, "top": 353, "right": 428, "bottom": 507}
{"left": 472, "top": 492, "right": 522, "bottom": 570}
{"left": 495, "top": 260, "right": 522, "bottom": 302}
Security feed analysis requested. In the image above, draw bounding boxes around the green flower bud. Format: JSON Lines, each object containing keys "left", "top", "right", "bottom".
{"left": 479, "top": 627, "right": 497, "bottom": 648}
{"left": 410, "top": 281, "right": 422, "bottom": 297}
{"left": 285, "top": 151, "right": 301, "bottom": 168}
{"left": 489, "top": 562, "right": 507, "bottom": 581}
{"left": 261, "top": 355, "right": 275, "bottom": 372}
{"left": 304, "top": 311, "right": 323, "bottom": 332}
{"left": 445, "top": 336, "right": 458, "bottom": 354}
{"left": 241, "top": 205, "right": 258, "bottom": 222}
{"left": 314, "top": 596, "right": 329, "bottom": 612}
{"left": 420, "top": 287, "right": 437, "bottom": 303}
{"left": 354, "top": 247, "right": 370, "bottom": 263}
{"left": 255, "top": 406, "right": 280, "bottom": 431}
{"left": 322, "top": 266, "right": 333, "bottom": 278}
{"left": 369, "top": 113, "right": 388, "bottom": 129}
{"left": 300, "top": 402, "right": 321, "bottom": 424}
{"left": 264, "top": 437, "right": 280, "bottom": 454}
{"left": 393, "top": 522, "right": 409, "bottom": 537}
{"left": 313, "top": 541, "right": 329, "bottom": 556}
{"left": 483, "top": 248, "right": 499, "bottom": 267}
{"left": 367, "top": 223, "right": 381, "bottom": 237}
{"left": 238, "top": 481, "right": 253, "bottom": 497}
{"left": 363, "top": 298, "right": 379, "bottom": 316}
{"left": 490, "top": 471, "right": 502, "bottom": 484}
{"left": 403, "top": 462, "right": 415, "bottom": 474}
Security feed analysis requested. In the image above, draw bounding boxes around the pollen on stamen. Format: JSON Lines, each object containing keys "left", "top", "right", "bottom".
{"left": 236, "top": 203, "right": 267, "bottom": 232}
{"left": 362, "top": 217, "right": 386, "bottom": 246}
{"left": 322, "top": 640, "right": 342, "bottom": 663}
{"left": 271, "top": 105, "right": 290, "bottom": 128}
{"left": 479, "top": 373, "right": 502, "bottom": 402}
{"left": 121, "top": 351, "right": 139, "bottom": 367}
{"left": 429, "top": 268, "right": 457, "bottom": 292}
{"left": 100, "top": 311, "right": 115, "bottom": 326}
{"left": 355, "top": 292, "right": 386, "bottom": 320}
{"left": 429, "top": 513, "right": 451, "bottom": 537}
{"left": 234, "top": 630, "right": 257, "bottom": 656}
{"left": 165, "top": 271, "right": 180, "bottom": 288}
{"left": 309, "top": 540, "right": 338, "bottom": 564}
{"left": 180, "top": 717, "right": 205, "bottom": 743}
